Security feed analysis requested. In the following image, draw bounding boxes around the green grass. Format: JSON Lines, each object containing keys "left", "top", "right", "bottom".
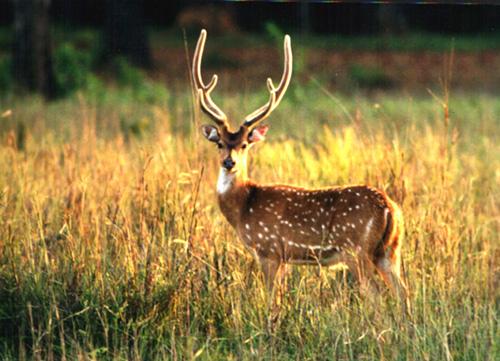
{"left": 0, "top": 75, "right": 498, "bottom": 360}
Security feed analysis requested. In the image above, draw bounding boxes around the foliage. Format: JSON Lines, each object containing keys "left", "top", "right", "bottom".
{"left": 0, "top": 83, "right": 498, "bottom": 359}
{"left": 151, "top": 27, "right": 500, "bottom": 52}
{"left": 54, "top": 42, "right": 93, "bottom": 97}
{"left": 265, "top": 21, "right": 286, "bottom": 44}
{"left": 291, "top": 32, "right": 500, "bottom": 52}
{"left": 113, "top": 56, "right": 146, "bottom": 89}
{"left": 112, "top": 57, "right": 169, "bottom": 105}
{"left": 348, "top": 64, "right": 394, "bottom": 89}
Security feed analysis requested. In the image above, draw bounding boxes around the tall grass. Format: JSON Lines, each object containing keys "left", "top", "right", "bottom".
{"left": 0, "top": 84, "right": 498, "bottom": 360}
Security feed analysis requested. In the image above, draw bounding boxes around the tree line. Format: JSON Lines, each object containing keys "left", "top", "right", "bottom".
{"left": 9, "top": 1, "right": 499, "bottom": 99}
{"left": 12, "top": 0, "right": 151, "bottom": 99}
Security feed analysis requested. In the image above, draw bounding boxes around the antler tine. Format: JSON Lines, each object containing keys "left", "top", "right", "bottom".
{"left": 244, "top": 78, "right": 278, "bottom": 126}
{"left": 243, "top": 35, "right": 293, "bottom": 129}
{"left": 193, "top": 29, "right": 228, "bottom": 127}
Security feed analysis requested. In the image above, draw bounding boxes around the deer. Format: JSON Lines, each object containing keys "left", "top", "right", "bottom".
{"left": 192, "top": 29, "right": 408, "bottom": 307}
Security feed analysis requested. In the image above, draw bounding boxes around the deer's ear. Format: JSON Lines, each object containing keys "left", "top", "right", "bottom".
{"left": 201, "top": 125, "right": 220, "bottom": 142}
{"left": 248, "top": 125, "right": 269, "bottom": 143}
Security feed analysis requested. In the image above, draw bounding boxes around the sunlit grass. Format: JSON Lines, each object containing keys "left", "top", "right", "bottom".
{"left": 0, "top": 85, "right": 498, "bottom": 360}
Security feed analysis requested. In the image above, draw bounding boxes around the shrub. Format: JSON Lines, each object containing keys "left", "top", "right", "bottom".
{"left": 348, "top": 64, "right": 394, "bottom": 89}
{"left": 113, "top": 57, "right": 145, "bottom": 89}
{"left": 264, "top": 21, "right": 285, "bottom": 43}
{"left": 112, "top": 57, "right": 169, "bottom": 104}
{"left": 54, "top": 43, "right": 92, "bottom": 97}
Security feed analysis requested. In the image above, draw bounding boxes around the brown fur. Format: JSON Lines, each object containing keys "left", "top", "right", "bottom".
{"left": 194, "top": 29, "right": 408, "bottom": 310}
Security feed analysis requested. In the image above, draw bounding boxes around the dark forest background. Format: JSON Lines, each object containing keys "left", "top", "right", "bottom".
{"left": 2, "top": 1, "right": 499, "bottom": 99}
{"left": 1, "top": 1, "right": 499, "bottom": 33}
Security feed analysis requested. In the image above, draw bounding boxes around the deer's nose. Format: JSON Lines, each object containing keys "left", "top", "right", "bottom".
{"left": 222, "top": 158, "right": 235, "bottom": 170}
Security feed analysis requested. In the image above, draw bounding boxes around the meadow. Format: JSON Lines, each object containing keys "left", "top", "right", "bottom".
{"left": 0, "top": 32, "right": 499, "bottom": 360}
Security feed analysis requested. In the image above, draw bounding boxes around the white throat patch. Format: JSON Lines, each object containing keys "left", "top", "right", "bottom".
{"left": 217, "top": 168, "right": 235, "bottom": 194}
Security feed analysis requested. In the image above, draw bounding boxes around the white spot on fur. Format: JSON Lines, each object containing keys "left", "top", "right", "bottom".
{"left": 364, "top": 218, "right": 374, "bottom": 240}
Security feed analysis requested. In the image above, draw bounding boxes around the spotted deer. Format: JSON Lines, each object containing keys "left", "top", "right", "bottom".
{"left": 193, "top": 29, "right": 408, "bottom": 303}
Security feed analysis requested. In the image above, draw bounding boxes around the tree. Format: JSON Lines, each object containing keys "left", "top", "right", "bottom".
{"left": 12, "top": 0, "right": 56, "bottom": 98}
{"left": 102, "top": 0, "right": 152, "bottom": 69}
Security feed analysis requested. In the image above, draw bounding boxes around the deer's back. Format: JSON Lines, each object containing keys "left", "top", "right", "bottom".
{"left": 237, "top": 184, "right": 394, "bottom": 264}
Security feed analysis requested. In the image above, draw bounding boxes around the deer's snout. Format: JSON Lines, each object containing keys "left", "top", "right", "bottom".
{"left": 222, "top": 157, "right": 236, "bottom": 171}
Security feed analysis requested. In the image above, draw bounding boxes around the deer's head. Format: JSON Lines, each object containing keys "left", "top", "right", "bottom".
{"left": 193, "top": 29, "right": 292, "bottom": 174}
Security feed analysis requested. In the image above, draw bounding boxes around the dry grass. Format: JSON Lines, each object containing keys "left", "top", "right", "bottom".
{"left": 0, "top": 85, "right": 498, "bottom": 360}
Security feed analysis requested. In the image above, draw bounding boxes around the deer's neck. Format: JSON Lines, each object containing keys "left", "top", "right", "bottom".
{"left": 216, "top": 167, "right": 251, "bottom": 228}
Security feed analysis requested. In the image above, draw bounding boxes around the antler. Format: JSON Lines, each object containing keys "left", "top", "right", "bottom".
{"left": 243, "top": 35, "right": 293, "bottom": 129}
{"left": 192, "top": 29, "right": 228, "bottom": 127}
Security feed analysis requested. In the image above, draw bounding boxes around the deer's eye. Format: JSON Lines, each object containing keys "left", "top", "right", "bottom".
{"left": 241, "top": 143, "right": 247, "bottom": 149}
{"left": 217, "top": 143, "right": 223, "bottom": 149}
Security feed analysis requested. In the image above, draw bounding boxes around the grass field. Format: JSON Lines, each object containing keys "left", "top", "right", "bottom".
{"left": 0, "top": 34, "right": 499, "bottom": 359}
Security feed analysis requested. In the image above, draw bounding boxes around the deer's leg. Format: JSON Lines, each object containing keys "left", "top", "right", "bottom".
{"left": 375, "top": 255, "right": 410, "bottom": 315}
{"left": 259, "top": 257, "right": 287, "bottom": 330}
{"left": 259, "top": 257, "right": 284, "bottom": 292}
{"left": 344, "top": 254, "right": 379, "bottom": 296}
